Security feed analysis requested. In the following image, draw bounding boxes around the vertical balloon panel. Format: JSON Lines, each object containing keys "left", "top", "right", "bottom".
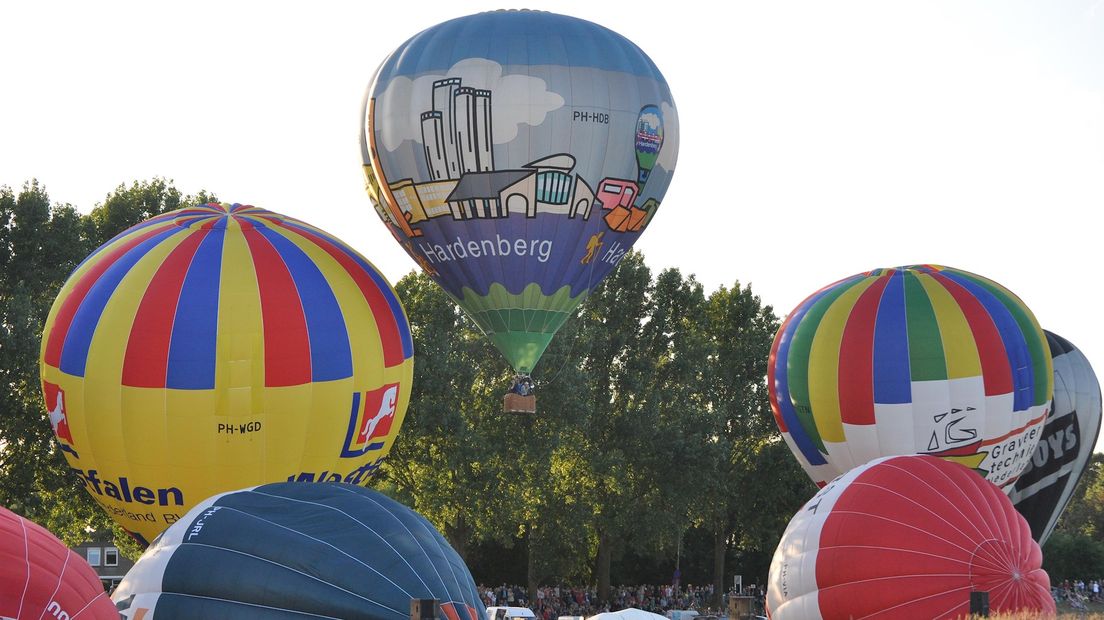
{"left": 361, "top": 10, "right": 679, "bottom": 374}
{"left": 1010, "top": 330, "right": 1102, "bottom": 544}
{"left": 40, "top": 204, "right": 414, "bottom": 544}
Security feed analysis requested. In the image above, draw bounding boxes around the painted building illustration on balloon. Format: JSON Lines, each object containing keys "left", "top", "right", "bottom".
{"left": 364, "top": 69, "right": 670, "bottom": 242}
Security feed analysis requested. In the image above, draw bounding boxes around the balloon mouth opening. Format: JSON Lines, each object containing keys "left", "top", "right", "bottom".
{"left": 969, "top": 538, "right": 1024, "bottom": 588}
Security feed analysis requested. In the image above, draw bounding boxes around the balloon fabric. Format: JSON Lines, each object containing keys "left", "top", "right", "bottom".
{"left": 361, "top": 9, "right": 679, "bottom": 374}
{"left": 40, "top": 203, "right": 413, "bottom": 544}
{"left": 767, "top": 455, "right": 1055, "bottom": 619}
{"left": 112, "top": 482, "right": 485, "bottom": 620}
{"left": 769, "top": 265, "right": 1052, "bottom": 491}
{"left": 0, "top": 505, "right": 118, "bottom": 619}
{"left": 1010, "top": 330, "right": 1102, "bottom": 545}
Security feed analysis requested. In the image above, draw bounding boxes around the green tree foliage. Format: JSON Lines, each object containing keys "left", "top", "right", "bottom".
{"left": 0, "top": 178, "right": 214, "bottom": 559}
{"left": 0, "top": 181, "right": 100, "bottom": 538}
{"left": 1043, "top": 531, "right": 1104, "bottom": 582}
{"left": 85, "top": 178, "right": 217, "bottom": 247}
{"left": 1054, "top": 453, "right": 1104, "bottom": 538}
{"left": 383, "top": 272, "right": 504, "bottom": 560}
{"left": 694, "top": 282, "right": 815, "bottom": 604}
{"left": 1041, "top": 454, "right": 1104, "bottom": 579}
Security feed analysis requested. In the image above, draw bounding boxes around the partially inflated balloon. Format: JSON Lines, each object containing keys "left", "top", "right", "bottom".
{"left": 40, "top": 203, "right": 413, "bottom": 544}
{"left": 1, "top": 506, "right": 118, "bottom": 619}
{"left": 113, "top": 483, "right": 485, "bottom": 620}
{"left": 1010, "top": 330, "right": 1102, "bottom": 545}
{"left": 769, "top": 265, "right": 1052, "bottom": 490}
{"left": 767, "top": 455, "right": 1054, "bottom": 619}
{"left": 361, "top": 9, "right": 679, "bottom": 374}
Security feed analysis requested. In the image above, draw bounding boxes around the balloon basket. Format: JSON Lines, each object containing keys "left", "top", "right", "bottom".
{"left": 503, "top": 392, "right": 536, "bottom": 414}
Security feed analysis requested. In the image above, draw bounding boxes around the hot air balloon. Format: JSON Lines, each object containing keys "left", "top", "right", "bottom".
{"left": 1, "top": 505, "right": 118, "bottom": 619}
{"left": 112, "top": 482, "right": 485, "bottom": 620}
{"left": 40, "top": 203, "right": 414, "bottom": 545}
{"left": 1010, "top": 330, "right": 1102, "bottom": 544}
{"left": 769, "top": 265, "right": 1052, "bottom": 490}
{"left": 767, "top": 455, "right": 1055, "bottom": 619}
{"left": 360, "top": 9, "right": 679, "bottom": 411}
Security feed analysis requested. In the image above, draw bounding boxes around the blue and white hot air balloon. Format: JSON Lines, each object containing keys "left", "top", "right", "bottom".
{"left": 113, "top": 482, "right": 485, "bottom": 620}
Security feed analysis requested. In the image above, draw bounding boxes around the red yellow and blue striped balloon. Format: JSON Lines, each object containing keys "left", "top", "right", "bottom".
{"left": 768, "top": 265, "right": 1052, "bottom": 490}
{"left": 39, "top": 203, "right": 414, "bottom": 544}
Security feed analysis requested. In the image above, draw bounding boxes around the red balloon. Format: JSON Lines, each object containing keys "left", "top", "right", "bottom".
{"left": 0, "top": 506, "right": 117, "bottom": 619}
{"left": 767, "top": 455, "right": 1055, "bottom": 619}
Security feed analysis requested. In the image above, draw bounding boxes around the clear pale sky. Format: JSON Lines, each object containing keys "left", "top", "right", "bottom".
{"left": 3, "top": 1, "right": 1102, "bottom": 447}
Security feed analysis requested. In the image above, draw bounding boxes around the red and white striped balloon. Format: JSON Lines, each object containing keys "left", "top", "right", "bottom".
{"left": 0, "top": 505, "right": 117, "bottom": 619}
{"left": 767, "top": 455, "right": 1054, "bottom": 619}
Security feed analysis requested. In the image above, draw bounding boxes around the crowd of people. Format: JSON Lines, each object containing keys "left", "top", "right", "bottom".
{"left": 1055, "top": 579, "right": 1104, "bottom": 610}
{"left": 478, "top": 584, "right": 755, "bottom": 619}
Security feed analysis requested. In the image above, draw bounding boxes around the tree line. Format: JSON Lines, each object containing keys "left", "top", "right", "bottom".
{"left": 20, "top": 177, "right": 1102, "bottom": 604}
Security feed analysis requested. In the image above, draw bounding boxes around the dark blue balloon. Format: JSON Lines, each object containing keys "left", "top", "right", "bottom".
{"left": 113, "top": 483, "right": 486, "bottom": 620}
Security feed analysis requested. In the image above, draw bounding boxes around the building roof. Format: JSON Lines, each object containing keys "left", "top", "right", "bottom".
{"left": 525, "top": 153, "right": 576, "bottom": 171}
{"left": 446, "top": 170, "right": 534, "bottom": 201}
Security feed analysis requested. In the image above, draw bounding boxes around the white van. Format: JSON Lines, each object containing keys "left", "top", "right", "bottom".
{"left": 487, "top": 607, "right": 537, "bottom": 620}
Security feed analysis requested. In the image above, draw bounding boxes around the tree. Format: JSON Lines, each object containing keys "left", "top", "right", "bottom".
{"left": 383, "top": 271, "right": 515, "bottom": 562}
{"left": 557, "top": 252, "right": 659, "bottom": 603}
{"left": 695, "top": 282, "right": 814, "bottom": 605}
{"left": 1043, "top": 531, "right": 1104, "bottom": 582}
{"left": 1, "top": 178, "right": 216, "bottom": 558}
{"left": 1054, "top": 453, "right": 1104, "bottom": 539}
{"left": 0, "top": 180, "right": 105, "bottom": 542}
{"left": 85, "top": 177, "right": 216, "bottom": 247}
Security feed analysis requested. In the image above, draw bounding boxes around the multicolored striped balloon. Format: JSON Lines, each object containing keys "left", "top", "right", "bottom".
{"left": 769, "top": 265, "right": 1052, "bottom": 490}
{"left": 40, "top": 203, "right": 413, "bottom": 544}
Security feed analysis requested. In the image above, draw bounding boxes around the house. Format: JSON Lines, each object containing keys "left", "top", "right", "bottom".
{"left": 72, "top": 530, "right": 135, "bottom": 592}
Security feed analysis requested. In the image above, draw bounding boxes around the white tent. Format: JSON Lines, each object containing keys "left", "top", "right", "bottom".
{"left": 587, "top": 609, "right": 669, "bottom": 620}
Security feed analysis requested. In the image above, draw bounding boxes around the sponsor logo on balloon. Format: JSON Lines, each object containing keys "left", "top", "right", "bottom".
{"left": 979, "top": 419, "right": 1046, "bottom": 486}
{"left": 418, "top": 234, "right": 554, "bottom": 265}
{"left": 43, "top": 381, "right": 78, "bottom": 458}
{"left": 1016, "top": 411, "right": 1080, "bottom": 487}
{"left": 71, "top": 467, "right": 184, "bottom": 508}
{"left": 46, "top": 601, "right": 71, "bottom": 619}
{"left": 287, "top": 456, "right": 387, "bottom": 485}
{"left": 342, "top": 383, "right": 400, "bottom": 458}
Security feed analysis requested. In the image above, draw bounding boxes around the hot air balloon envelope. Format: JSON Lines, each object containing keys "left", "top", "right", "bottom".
{"left": 1, "top": 505, "right": 118, "bottom": 619}
{"left": 769, "top": 265, "right": 1052, "bottom": 490}
{"left": 40, "top": 203, "right": 414, "bottom": 544}
{"left": 1010, "top": 330, "right": 1102, "bottom": 544}
{"left": 767, "top": 455, "right": 1055, "bottom": 619}
{"left": 361, "top": 9, "right": 679, "bottom": 375}
{"left": 112, "top": 482, "right": 485, "bottom": 620}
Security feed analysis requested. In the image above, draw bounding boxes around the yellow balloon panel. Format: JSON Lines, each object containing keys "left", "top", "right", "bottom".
{"left": 40, "top": 204, "right": 414, "bottom": 544}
